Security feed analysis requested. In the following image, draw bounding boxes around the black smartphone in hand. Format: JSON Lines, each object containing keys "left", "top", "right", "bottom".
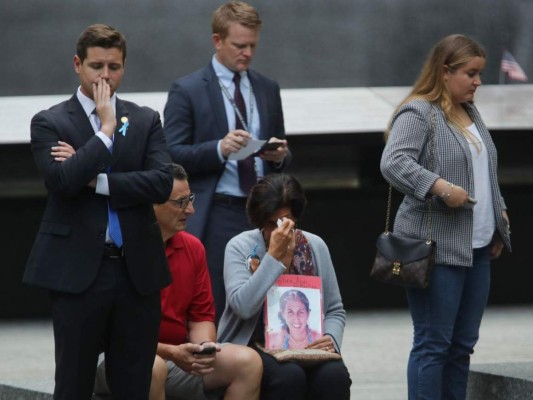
{"left": 193, "top": 346, "right": 216, "bottom": 355}
{"left": 255, "top": 141, "right": 281, "bottom": 155}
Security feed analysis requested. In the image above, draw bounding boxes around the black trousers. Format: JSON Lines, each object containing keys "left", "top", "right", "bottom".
{"left": 50, "top": 256, "right": 161, "bottom": 400}
{"left": 203, "top": 200, "right": 253, "bottom": 326}
{"left": 257, "top": 349, "right": 352, "bottom": 400}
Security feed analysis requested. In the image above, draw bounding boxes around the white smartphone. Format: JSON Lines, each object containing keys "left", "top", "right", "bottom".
{"left": 464, "top": 197, "right": 477, "bottom": 209}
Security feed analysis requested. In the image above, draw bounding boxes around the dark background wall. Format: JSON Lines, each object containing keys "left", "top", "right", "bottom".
{"left": 1, "top": 0, "right": 532, "bottom": 318}
{"left": 2, "top": 130, "right": 532, "bottom": 318}
{"left": 1, "top": 0, "right": 533, "bottom": 96}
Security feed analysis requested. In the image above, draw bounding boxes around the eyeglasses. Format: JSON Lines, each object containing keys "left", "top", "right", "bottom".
{"left": 168, "top": 193, "right": 195, "bottom": 209}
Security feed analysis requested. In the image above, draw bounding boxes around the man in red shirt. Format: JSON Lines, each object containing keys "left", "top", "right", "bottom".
{"left": 94, "top": 164, "right": 262, "bottom": 400}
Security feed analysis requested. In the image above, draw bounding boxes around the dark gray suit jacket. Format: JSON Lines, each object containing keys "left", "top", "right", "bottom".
{"left": 163, "top": 63, "right": 290, "bottom": 240}
{"left": 24, "top": 94, "right": 173, "bottom": 295}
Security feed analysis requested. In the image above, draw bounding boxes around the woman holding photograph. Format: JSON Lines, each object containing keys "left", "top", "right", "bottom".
{"left": 217, "top": 173, "right": 351, "bottom": 400}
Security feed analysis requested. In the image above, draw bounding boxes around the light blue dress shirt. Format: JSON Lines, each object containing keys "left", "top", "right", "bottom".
{"left": 212, "top": 56, "right": 264, "bottom": 197}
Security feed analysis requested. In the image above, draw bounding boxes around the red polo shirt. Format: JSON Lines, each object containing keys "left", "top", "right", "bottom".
{"left": 158, "top": 231, "right": 215, "bottom": 345}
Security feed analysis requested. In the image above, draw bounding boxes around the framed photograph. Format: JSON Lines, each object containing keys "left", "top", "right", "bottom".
{"left": 264, "top": 275, "right": 323, "bottom": 350}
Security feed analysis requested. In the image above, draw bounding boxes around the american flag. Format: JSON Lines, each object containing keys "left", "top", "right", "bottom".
{"left": 500, "top": 50, "right": 528, "bottom": 82}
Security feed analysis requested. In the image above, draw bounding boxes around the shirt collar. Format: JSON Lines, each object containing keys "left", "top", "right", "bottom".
{"left": 76, "top": 86, "right": 117, "bottom": 117}
{"left": 211, "top": 55, "right": 250, "bottom": 89}
{"left": 165, "top": 231, "right": 185, "bottom": 258}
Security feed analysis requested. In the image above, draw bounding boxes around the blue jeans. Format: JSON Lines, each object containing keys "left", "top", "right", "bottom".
{"left": 406, "top": 246, "right": 490, "bottom": 400}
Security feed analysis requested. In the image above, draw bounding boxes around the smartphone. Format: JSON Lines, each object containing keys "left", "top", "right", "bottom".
{"left": 193, "top": 346, "right": 216, "bottom": 355}
{"left": 464, "top": 197, "right": 477, "bottom": 209}
{"left": 255, "top": 142, "right": 281, "bottom": 155}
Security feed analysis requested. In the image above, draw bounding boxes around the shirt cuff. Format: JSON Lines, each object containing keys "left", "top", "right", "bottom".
{"left": 217, "top": 140, "right": 225, "bottom": 163}
{"left": 96, "top": 131, "right": 113, "bottom": 150}
{"left": 95, "top": 173, "right": 110, "bottom": 195}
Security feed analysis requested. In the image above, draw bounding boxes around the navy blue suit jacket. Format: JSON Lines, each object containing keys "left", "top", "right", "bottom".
{"left": 163, "top": 63, "right": 290, "bottom": 239}
{"left": 24, "top": 95, "right": 173, "bottom": 295}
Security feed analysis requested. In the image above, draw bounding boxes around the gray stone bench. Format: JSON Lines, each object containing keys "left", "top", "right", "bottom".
{"left": 467, "top": 362, "right": 533, "bottom": 400}
{"left": 0, "top": 383, "right": 52, "bottom": 400}
{"left": 0, "top": 382, "right": 222, "bottom": 400}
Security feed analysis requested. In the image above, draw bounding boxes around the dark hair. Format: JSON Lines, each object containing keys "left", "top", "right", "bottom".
{"left": 247, "top": 173, "right": 307, "bottom": 228}
{"left": 171, "top": 163, "right": 188, "bottom": 181}
{"left": 277, "top": 290, "right": 310, "bottom": 329}
{"left": 76, "top": 24, "right": 127, "bottom": 63}
{"left": 212, "top": 1, "right": 261, "bottom": 39}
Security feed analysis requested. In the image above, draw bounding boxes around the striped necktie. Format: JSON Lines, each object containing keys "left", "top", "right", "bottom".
{"left": 233, "top": 73, "right": 257, "bottom": 193}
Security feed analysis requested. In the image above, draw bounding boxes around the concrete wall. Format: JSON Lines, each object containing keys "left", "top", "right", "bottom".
{"left": 1, "top": 0, "right": 533, "bottom": 96}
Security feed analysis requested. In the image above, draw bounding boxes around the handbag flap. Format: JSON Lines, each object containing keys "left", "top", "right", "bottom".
{"left": 376, "top": 232, "right": 435, "bottom": 264}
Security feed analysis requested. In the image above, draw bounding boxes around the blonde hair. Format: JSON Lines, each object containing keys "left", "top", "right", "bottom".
{"left": 385, "top": 34, "right": 486, "bottom": 144}
{"left": 212, "top": 1, "right": 261, "bottom": 39}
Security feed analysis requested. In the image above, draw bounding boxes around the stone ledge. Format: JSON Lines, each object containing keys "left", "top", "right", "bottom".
{"left": 0, "top": 384, "right": 51, "bottom": 400}
{"left": 467, "top": 362, "right": 533, "bottom": 400}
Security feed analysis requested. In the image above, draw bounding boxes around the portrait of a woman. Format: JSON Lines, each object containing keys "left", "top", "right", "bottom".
{"left": 268, "top": 289, "right": 322, "bottom": 350}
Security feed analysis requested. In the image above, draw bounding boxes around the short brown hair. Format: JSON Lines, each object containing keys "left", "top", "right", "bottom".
{"left": 76, "top": 24, "right": 127, "bottom": 63}
{"left": 246, "top": 174, "right": 307, "bottom": 229}
{"left": 212, "top": 1, "right": 262, "bottom": 39}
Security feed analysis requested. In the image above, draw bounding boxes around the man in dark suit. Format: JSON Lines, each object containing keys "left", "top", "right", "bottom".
{"left": 23, "top": 24, "right": 173, "bottom": 400}
{"left": 163, "top": 1, "right": 291, "bottom": 324}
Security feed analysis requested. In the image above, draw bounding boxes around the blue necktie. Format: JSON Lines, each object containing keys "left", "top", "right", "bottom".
{"left": 106, "top": 145, "right": 123, "bottom": 247}
{"left": 93, "top": 110, "right": 123, "bottom": 247}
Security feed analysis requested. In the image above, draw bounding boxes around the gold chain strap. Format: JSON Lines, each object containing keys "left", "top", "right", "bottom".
{"left": 384, "top": 106, "right": 436, "bottom": 243}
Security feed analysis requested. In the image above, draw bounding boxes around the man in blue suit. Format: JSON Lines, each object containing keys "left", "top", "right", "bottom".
{"left": 24, "top": 24, "right": 173, "bottom": 399}
{"left": 164, "top": 1, "right": 291, "bottom": 324}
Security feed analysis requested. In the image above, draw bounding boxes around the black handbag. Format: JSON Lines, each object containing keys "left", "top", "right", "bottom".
{"left": 371, "top": 227, "right": 435, "bottom": 288}
{"left": 370, "top": 108, "right": 436, "bottom": 288}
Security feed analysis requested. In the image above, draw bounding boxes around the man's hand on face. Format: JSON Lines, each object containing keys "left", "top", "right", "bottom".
{"left": 93, "top": 78, "right": 116, "bottom": 139}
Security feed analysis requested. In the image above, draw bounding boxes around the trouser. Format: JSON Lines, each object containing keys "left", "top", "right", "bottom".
{"left": 406, "top": 246, "right": 491, "bottom": 400}
{"left": 50, "top": 256, "right": 161, "bottom": 400}
{"left": 257, "top": 348, "right": 352, "bottom": 400}
{"left": 203, "top": 199, "right": 252, "bottom": 326}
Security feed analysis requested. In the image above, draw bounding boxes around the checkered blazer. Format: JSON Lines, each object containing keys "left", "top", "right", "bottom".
{"left": 380, "top": 99, "right": 511, "bottom": 267}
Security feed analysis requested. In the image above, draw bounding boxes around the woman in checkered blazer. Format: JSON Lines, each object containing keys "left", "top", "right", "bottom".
{"left": 380, "top": 34, "right": 511, "bottom": 400}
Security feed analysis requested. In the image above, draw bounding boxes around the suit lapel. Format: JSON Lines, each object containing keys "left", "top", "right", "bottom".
{"left": 110, "top": 99, "right": 129, "bottom": 169}
{"left": 441, "top": 107, "right": 471, "bottom": 156}
{"left": 67, "top": 95, "right": 95, "bottom": 145}
{"left": 248, "top": 70, "right": 268, "bottom": 140}
{"left": 205, "top": 64, "right": 229, "bottom": 137}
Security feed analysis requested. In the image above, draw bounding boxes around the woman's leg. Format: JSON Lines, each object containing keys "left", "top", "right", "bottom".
{"left": 306, "top": 359, "right": 351, "bottom": 400}
{"left": 442, "top": 247, "right": 491, "bottom": 399}
{"left": 406, "top": 264, "right": 466, "bottom": 400}
{"left": 257, "top": 350, "right": 307, "bottom": 400}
